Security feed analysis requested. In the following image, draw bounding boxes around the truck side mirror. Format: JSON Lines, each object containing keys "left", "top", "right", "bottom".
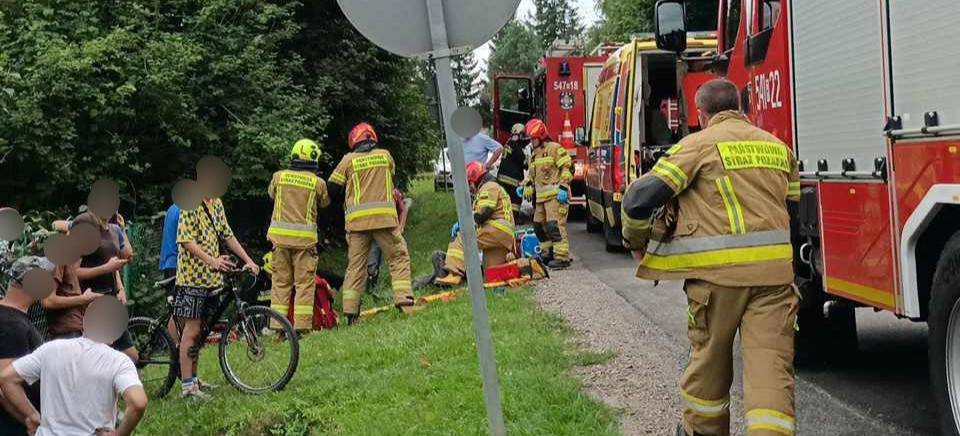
{"left": 575, "top": 127, "right": 587, "bottom": 145}
{"left": 655, "top": 0, "right": 687, "bottom": 54}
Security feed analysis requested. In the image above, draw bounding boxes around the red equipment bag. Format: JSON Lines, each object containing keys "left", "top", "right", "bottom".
{"left": 285, "top": 275, "right": 339, "bottom": 330}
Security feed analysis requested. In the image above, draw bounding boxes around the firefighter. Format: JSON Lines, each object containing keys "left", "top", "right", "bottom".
{"left": 620, "top": 79, "right": 801, "bottom": 436}
{"left": 436, "top": 161, "right": 516, "bottom": 286}
{"left": 519, "top": 118, "right": 573, "bottom": 268}
{"left": 497, "top": 123, "right": 528, "bottom": 222}
{"left": 267, "top": 139, "right": 330, "bottom": 332}
{"left": 328, "top": 122, "right": 416, "bottom": 324}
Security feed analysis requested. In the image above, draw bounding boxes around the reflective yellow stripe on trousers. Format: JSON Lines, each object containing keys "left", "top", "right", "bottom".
{"left": 746, "top": 409, "right": 795, "bottom": 435}
{"left": 681, "top": 389, "right": 729, "bottom": 418}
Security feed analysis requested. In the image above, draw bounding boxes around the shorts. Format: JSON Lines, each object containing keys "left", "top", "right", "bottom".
{"left": 174, "top": 286, "right": 219, "bottom": 320}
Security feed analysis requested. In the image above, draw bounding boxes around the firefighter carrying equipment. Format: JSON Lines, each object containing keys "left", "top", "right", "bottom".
{"left": 328, "top": 130, "right": 413, "bottom": 315}
{"left": 621, "top": 110, "right": 801, "bottom": 287}
{"left": 522, "top": 132, "right": 573, "bottom": 263}
{"left": 440, "top": 177, "right": 516, "bottom": 283}
{"left": 620, "top": 110, "right": 801, "bottom": 436}
{"left": 267, "top": 160, "right": 330, "bottom": 331}
{"left": 679, "top": 280, "right": 799, "bottom": 436}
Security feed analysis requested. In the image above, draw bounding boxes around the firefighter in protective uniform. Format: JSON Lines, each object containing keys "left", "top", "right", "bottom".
{"left": 497, "top": 123, "right": 528, "bottom": 222}
{"left": 621, "top": 79, "right": 801, "bottom": 436}
{"left": 436, "top": 161, "right": 516, "bottom": 286}
{"left": 519, "top": 118, "right": 573, "bottom": 268}
{"left": 267, "top": 139, "right": 330, "bottom": 331}
{"left": 328, "top": 122, "right": 416, "bottom": 324}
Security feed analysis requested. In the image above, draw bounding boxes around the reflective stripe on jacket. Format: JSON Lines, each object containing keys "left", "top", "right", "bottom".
{"left": 328, "top": 149, "right": 399, "bottom": 232}
{"left": 624, "top": 111, "right": 801, "bottom": 286}
{"left": 523, "top": 141, "right": 572, "bottom": 203}
{"left": 474, "top": 180, "right": 515, "bottom": 250}
{"left": 267, "top": 170, "right": 329, "bottom": 248}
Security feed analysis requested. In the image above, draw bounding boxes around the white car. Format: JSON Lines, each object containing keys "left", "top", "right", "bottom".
{"left": 432, "top": 147, "right": 500, "bottom": 191}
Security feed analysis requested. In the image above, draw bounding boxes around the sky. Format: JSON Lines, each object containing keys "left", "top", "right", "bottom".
{"left": 473, "top": 0, "right": 601, "bottom": 74}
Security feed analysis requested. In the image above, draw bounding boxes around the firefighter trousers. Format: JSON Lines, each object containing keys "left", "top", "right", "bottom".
{"left": 343, "top": 227, "right": 414, "bottom": 315}
{"left": 270, "top": 246, "right": 318, "bottom": 330}
{"left": 443, "top": 229, "right": 512, "bottom": 277}
{"left": 680, "top": 280, "right": 799, "bottom": 436}
{"left": 533, "top": 199, "right": 569, "bottom": 260}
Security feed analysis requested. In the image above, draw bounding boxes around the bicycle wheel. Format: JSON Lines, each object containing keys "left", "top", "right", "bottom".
{"left": 128, "top": 317, "right": 179, "bottom": 398}
{"left": 218, "top": 305, "right": 299, "bottom": 394}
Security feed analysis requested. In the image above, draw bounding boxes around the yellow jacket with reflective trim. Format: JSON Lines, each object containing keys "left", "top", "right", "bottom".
{"left": 474, "top": 180, "right": 515, "bottom": 249}
{"left": 267, "top": 169, "right": 330, "bottom": 248}
{"left": 328, "top": 149, "right": 399, "bottom": 232}
{"left": 523, "top": 141, "right": 573, "bottom": 203}
{"left": 625, "top": 111, "right": 801, "bottom": 286}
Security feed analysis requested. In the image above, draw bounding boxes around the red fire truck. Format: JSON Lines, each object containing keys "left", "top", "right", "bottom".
{"left": 492, "top": 41, "right": 612, "bottom": 208}
{"left": 654, "top": 0, "right": 960, "bottom": 433}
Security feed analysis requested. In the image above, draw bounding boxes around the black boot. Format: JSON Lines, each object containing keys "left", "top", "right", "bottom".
{"left": 676, "top": 424, "right": 713, "bottom": 436}
{"left": 346, "top": 314, "right": 359, "bottom": 326}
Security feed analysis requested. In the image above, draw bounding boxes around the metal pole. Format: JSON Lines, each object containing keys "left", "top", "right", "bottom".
{"left": 425, "top": 0, "right": 507, "bottom": 435}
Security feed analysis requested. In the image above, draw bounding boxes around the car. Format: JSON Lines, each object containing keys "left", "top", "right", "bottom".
{"left": 433, "top": 148, "right": 453, "bottom": 191}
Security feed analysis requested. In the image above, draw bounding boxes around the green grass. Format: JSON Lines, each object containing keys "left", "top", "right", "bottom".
{"left": 136, "top": 177, "right": 621, "bottom": 436}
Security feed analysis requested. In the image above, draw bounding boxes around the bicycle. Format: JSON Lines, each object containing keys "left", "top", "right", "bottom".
{"left": 127, "top": 266, "right": 300, "bottom": 398}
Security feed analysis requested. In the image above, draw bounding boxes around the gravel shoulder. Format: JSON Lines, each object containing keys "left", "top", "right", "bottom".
{"left": 533, "top": 255, "right": 924, "bottom": 436}
{"left": 534, "top": 262, "right": 703, "bottom": 435}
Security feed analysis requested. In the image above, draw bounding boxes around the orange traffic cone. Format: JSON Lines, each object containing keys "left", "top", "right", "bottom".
{"left": 560, "top": 113, "right": 575, "bottom": 148}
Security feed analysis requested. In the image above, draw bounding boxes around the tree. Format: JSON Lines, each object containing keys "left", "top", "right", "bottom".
{"left": 0, "top": 0, "right": 436, "bottom": 218}
{"left": 530, "top": 0, "right": 583, "bottom": 52}
{"left": 590, "top": 0, "right": 718, "bottom": 48}
{"left": 452, "top": 51, "right": 480, "bottom": 107}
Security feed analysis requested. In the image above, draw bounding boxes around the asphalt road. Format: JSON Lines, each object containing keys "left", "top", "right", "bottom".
{"left": 564, "top": 219, "right": 940, "bottom": 436}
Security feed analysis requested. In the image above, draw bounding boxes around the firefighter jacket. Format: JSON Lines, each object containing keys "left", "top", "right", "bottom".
{"left": 497, "top": 138, "right": 528, "bottom": 187}
{"left": 523, "top": 141, "right": 572, "bottom": 203}
{"left": 474, "top": 179, "right": 515, "bottom": 245}
{"left": 267, "top": 168, "right": 330, "bottom": 248}
{"left": 328, "top": 148, "right": 400, "bottom": 232}
{"left": 621, "top": 111, "right": 801, "bottom": 287}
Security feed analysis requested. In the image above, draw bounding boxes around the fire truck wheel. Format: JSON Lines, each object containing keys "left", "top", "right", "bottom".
{"left": 928, "top": 231, "right": 960, "bottom": 436}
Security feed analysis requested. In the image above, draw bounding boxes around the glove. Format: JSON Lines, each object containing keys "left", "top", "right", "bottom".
{"left": 557, "top": 188, "right": 569, "bottom": 204}
{"left": 515, "top": 186, "right": 525, "bottom": 198}
{"left": 450, "top": 222, "right": 460, "bottom": 239}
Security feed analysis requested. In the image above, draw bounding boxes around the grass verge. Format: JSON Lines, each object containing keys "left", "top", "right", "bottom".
{"left": 135, "top": 177, "right": 621, "bottom": 435}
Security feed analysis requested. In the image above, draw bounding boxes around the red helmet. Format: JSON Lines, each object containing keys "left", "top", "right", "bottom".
{"left": 348, "top": 122, "right": 378, "bottom": 150}
{"left": 525, "top": 118, "right": 549, "bottom": 141}
{"left": 465, "top": 161, "right": 487, "bottom": 185}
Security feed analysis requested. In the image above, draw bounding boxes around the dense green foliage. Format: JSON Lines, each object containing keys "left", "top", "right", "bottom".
{"left": 0, "top": 0, "right": 436, "bottom": 216}
{"left": 589, "top": 0, "right": 719, "bottom": 48}
{"left": 530, "top": 0, "right": 583, "bottom": 51}
{"left": 452, "top": 51, "right": 480, "bottom": 107}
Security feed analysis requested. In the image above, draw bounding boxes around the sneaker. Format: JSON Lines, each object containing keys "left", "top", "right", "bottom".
{"left": 196, "top": 379, "right": 217, "bottom": 392}
{"left": 181, "top": 387, "right": 208, "bottom": 401}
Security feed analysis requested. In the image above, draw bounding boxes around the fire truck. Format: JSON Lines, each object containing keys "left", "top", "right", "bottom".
{"left": 582, "top": 33, "right": 717, "bottom": 251}
{"left": 653, "top": 0, "right": 960, "bottom": 433}
{"left": 491, "top": 41, "right": 612, "bottom": 209}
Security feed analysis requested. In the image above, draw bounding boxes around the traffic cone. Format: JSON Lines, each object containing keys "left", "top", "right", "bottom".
{"left": 560, "top": 113, "right": 575, "bottom": 148}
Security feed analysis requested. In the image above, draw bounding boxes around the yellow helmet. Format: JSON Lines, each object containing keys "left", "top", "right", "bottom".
{"left": 262, "top": 251, "right": 274, "bottom": 275}
{"left": 291, "top": 139, "right": 321, "bottom": 162}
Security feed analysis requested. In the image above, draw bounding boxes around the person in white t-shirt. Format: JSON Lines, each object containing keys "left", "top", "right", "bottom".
{"left": 0, "top": 297, "right": 146, "bottom": 436}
